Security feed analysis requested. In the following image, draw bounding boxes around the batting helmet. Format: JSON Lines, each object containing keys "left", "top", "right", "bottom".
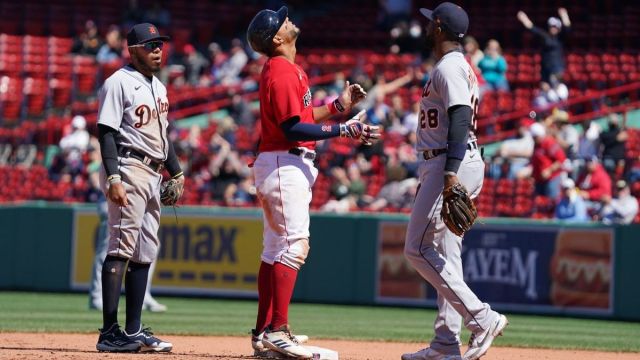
{"left": 247, "top": 6, "right": 288, "bottom": 55}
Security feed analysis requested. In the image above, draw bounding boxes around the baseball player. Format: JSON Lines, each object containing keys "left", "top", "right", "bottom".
{"left": 246, "top": 7, "right": 380, "bottom": 359}
{"left": 401, "top": 3, "right": 507, "bottom": 360}
{"left": 95, "top": 23, "right": 183, "bottom": 353}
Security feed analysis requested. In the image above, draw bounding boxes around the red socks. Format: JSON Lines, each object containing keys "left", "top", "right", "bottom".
{"left": 271, "top": 262, "right": 298, "bottom": 329}
{"left": 255, "top": 262, "right": 273, "bottom": 333}
{"left": 255, "top": 261, "right": 299, "bottom": 332}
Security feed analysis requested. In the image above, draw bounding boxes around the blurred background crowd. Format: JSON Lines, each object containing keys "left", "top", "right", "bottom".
{"left": 1, "top": 0, "right": 639, "bottom": 224}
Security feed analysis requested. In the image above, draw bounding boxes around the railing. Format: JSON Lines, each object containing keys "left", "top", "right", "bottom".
{"left": 478, "top": 82, "right": 640, "bottom": 144}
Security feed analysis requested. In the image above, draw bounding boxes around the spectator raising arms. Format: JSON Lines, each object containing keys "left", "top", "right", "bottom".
{"left": 517, "top": 8, "right": 571, "bottom": 82}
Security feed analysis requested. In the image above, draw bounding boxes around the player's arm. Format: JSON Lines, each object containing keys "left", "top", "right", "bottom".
{"left": 272, "top": 75, "right": 377, "bottom": 143}
{"left": 163, "top": 130, "right": 184, "bottom": 181}
{"left": 434, "top": 67, "right": 473, "bottom": 187}
{"left": 281, "top": 110, "right": 379, "bottom": 144}
{"left": 97, "top": 78, "right": 128, "bottom": 206}
{"left": 312, "top": 81, "right": 367, "bottom": 122}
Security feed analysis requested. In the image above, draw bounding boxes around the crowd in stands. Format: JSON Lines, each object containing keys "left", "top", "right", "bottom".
{"left": 1, "top": 1, "right": 640, "bottom": 224}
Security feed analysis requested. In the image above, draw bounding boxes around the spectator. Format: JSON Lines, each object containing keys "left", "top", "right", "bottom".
{"left": 600, "top": 113, "right": 628, "bottom": 177}
{"left": 532, "top": 75, "right": 568, "bottom": 108}
{"left": 215, "top": 39, "right": 248, "bottom": 85}
{"left": 143, "top": 1, "right": 171, "bottom": 28}
{"left": 577, "top": 120, "right": 601, "bottom": 161}
{"left": 530, "top": 122, "right": 566, "bottom": 199}
{"left": 229, "top": 94, "right": 256, "bottom": 127}
{"left": 96, "top": 26, "right": 123, "bottom": 64}
{"left": 182, "top": 44, "right": 210, "bottom": 86}
{"left": 496, "top": 118, "right": 535, "bottom": 179}
{"left": 402, "top": 100, "right": 420, "bottom": 135}
{"left": 599, "top": 180, "right": 639, "bottom": 224}
{"left": 478, "top": 39, "right": 509, "bottom": 91}
{"left": 71, "top": 20, "right": 102, "bottom": 56}
{"left": 517, "top": 8, "right": 571, "bottom": 82}
{"left": 463, "top": 36, "right": 484, "bottom": 68}
{"left": 577, "top": 156, "right": 612, "bottom": 208}
{"left": 58, "top": 115, "right": 91, "bottom": 178}
{"left": 549, "top": 109, "right": 578, "bottom": 159}
{"left": 555, "top": 178, "right": 589, "bottom": 222}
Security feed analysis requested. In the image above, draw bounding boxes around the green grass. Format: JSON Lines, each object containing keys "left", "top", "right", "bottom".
{"left": 1, "top": 292, "right": 639, "bottom": 352}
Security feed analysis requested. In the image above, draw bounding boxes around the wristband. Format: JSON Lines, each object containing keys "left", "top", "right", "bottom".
{"left": 107, "top": 174, "right": 122, "bottom": 185}
{"left": 329, "top": 98, "right": 346, "bottom": 114}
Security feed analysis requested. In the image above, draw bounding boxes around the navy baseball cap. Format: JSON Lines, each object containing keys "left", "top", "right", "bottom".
{"left": 127, "top": 23, "right": 170, "bottom": 46}
{"left": 420, "top": 2, "right": 469, "bottom": 39}
{"left": 247, "top": 6, "right": 288, "bottom": 54}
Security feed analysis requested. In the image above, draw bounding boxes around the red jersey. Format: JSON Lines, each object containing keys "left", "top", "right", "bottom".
{"left": 531, "top": 136, "right": 566, "bottom": 181}
{"left": 258, "top": 56, "right": 315, "bottom": 152}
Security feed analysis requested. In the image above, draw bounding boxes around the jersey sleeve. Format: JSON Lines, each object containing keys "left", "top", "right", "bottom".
{"left": 270, "top": 73, "right": 302, "bottom": 124}
{"left": 434, "top": 62, "right": 472, "bottom": 110}
{"left": 97, "top": 76, "right": 125, "bottom": 130}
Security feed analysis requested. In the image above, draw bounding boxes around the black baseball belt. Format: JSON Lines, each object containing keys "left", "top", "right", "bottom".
{"left": 288, "top": 147, "right": 316, "bottom": 160}
{"left": 422, "top": 141, "right": 479, "bottom": 160}
{"left": 118, "top": 146, "right": 164, "bottom": 172}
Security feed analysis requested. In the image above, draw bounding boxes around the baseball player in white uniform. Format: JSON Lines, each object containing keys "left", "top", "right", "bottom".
{"left": 401, "top": 4, "right": 508, "bottom": 360}
{"left": 95, "top": 23, "right": 183, "bottom": 353}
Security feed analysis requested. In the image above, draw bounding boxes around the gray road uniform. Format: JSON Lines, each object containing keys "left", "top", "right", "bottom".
{"left": 98, "top": 65, "right": 170, "bottom": 264}
{"left": 404, "top": 51, "right": 500, "bottom": 356}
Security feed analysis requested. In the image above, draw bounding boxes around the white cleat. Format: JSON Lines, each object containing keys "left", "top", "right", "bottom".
{"left": 401, "top": 347, "right": 463, "bottom": 360}
{"left": 261, "top": 325, "right": 313, "bottom": 359}
{"left": 143, "top": 297, "right": 168, "bottom": 313}
{"left": 463, "top": 314, "right": 508, "bottom": 360}
{"left": 251, "top": 327, "right": 308, "bottom": 354}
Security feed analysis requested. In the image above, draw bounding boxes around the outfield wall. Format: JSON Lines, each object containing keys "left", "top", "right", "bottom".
{"left": 1, "top": 202, "right": 638, "bottom": 320}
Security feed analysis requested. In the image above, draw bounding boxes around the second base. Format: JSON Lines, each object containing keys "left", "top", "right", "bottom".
{"left": 257, "top": 345, "right": 339, "bottom": 360}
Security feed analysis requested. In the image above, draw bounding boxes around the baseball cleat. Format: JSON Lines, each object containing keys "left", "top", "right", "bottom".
{"left": 143, "top": 297, "right": 168, "bottom": 312}
{"left": 463, "top": 314, "right": 508, "bottom": 360}
{"left": 262, "top": 325, "right": 313, "bottom": 359}
{"left": 401, "top": 347, "right": 462, "bottom": 360}
{"left": 124, "top": 326, "right": 172, "bottom": 352}
{"left": 252, "top": 327, "right": 309, "bottom": 354}
{"left": 96, "top": 324, "right": 141, "bottom": 352}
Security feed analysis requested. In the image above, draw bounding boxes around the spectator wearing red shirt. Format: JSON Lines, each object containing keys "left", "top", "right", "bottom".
{"left": 577, "top": 156, "right": 612, "bottom": 208}
{"left": 530, "top": 122, "right": 566, "bottom": 198}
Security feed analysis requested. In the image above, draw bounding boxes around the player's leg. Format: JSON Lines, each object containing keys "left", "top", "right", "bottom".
{"left": 123, "top": 171, "right": 172, "bottom": 352}
{"left": 97, "top": 163, "right": 147, "bottom": 352}
{"left": 253, "top": 153, "right": 315, "bottom": 358}
{"left": 429, "top": 152, "right": 486, "bottom": 357}
{"left": 89, "top": 198, "right": 109, "bottom": 310}
{"left": 404, "top": 158, "right": 496, "bottom": 335}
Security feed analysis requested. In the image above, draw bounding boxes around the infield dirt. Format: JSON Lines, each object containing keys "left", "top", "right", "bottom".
{"left": 0, "top": 333, "right": 637, "bottom": 360}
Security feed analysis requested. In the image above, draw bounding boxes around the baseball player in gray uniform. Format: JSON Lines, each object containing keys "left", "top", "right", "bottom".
{"left": 95, "top": 23, "right": 183, "bottom": 353}
{"left": 401, "top": 4, "right": 507, "bottom": 360}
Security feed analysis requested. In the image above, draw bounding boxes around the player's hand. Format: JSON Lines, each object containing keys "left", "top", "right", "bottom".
{"left": 108, "top": 183, "right": 129, "bottom": 206}
{"left": 340, "top": 110, "right": 381, "bottom": 145}
{"left": 444, "top": 173, "right": 460, "bottom": 189}
{"left": 339, "top": 81, "right": 367, "bottom": 109}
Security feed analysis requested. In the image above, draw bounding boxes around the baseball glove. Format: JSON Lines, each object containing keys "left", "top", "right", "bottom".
{"left": 441, "top": 182, "right": 477, "bottom": 237}
{"left": 160, "top": 178, "right": 184, "bottom": 206}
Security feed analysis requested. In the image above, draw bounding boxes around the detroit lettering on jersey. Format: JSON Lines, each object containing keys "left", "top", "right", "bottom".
{"left": 97, "top": 65, "right": 170, "bottom": 161}
{"left": 134, "top": 98, "right": 170, "bottom": 128}
{"left": 417, "top": 51, "right": 479, "bottom": 151}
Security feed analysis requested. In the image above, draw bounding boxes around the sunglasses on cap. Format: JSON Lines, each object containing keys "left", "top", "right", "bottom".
{"left": 130, "top": 41, "right": 164, "bottom": 51}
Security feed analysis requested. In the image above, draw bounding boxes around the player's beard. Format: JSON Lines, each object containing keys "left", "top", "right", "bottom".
{"left": 424, "top": 31, "right": 435, "bottom": 51}
{"left": 133, "top": 50, "right": 161, "bottom": 74}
